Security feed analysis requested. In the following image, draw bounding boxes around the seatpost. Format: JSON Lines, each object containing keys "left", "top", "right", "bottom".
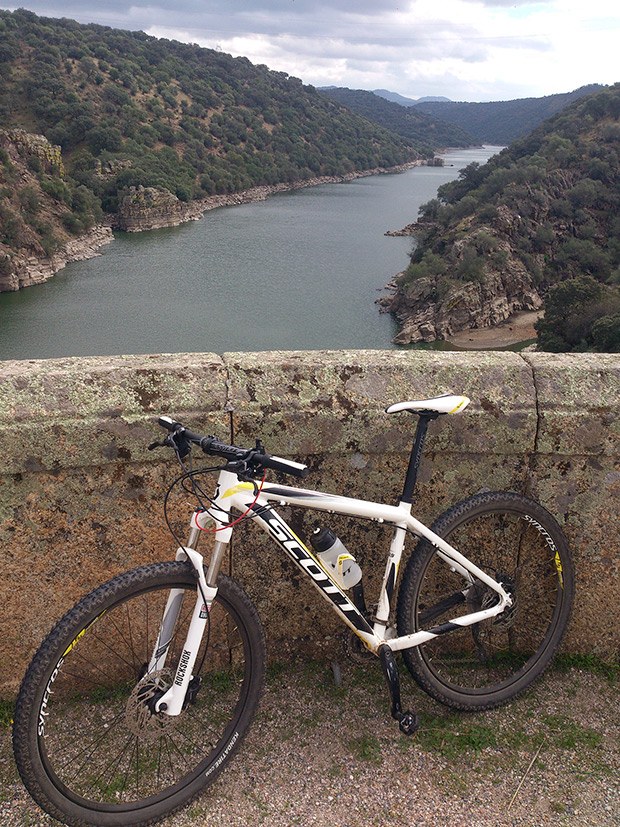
{"left": 400, "top": 413, "right": 438, "bottom": 504}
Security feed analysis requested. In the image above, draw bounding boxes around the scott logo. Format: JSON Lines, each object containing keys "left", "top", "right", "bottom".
{"left": 266, "top": 517, "right": 330, "bottom": 584}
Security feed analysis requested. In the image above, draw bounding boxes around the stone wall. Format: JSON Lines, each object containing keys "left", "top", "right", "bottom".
{"left": 0, "top": 350, "right": 618, "bottom": 696}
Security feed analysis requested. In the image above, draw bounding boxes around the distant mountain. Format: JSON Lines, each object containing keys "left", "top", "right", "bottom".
{"left": 373, "top": 90, "right": 451, "bottom": 107}
{"left": 319, "top": 88, "right": 473, "bottom": 151}
{"left": 415, "top": 85, "right": 606, "bottom": 144}
{"left": 415, "top": 96, "right": 453, "bottom": 105}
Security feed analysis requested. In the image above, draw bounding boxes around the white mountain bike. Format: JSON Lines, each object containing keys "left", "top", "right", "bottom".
{"left": 13, "top": 394, "right": 574, "bottom": 827}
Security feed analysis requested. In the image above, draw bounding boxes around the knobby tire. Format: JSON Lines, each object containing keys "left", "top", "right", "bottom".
{"left": 13, "top": 563, "right": 265, "bottom": 827}
{"left": 396, "top": 491, "right": 574, "bottom": 710}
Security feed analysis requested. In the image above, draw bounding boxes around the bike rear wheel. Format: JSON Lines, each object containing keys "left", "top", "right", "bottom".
{"left": 396, "top": 491, "right": 573, "bottom": 710}
{"left": 13, "top": 563, "right": 265, "bottom": 827}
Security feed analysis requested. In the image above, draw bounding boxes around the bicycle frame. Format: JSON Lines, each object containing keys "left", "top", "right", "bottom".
{"left": 153, "top": 468, "right": 512, "bottom": 716}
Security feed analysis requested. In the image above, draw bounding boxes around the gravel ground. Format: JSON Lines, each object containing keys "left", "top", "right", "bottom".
{"left": 2, "top": 656, "right": 619, "bottom": 827}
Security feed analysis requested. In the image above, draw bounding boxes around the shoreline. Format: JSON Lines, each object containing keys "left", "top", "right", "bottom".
{"left": 9, "top": 158, "right": 425, "bottom": 290}
{"left": 6, "top": 225, "right": 114, "bottom": 292}
{"left": 113, "top": 158, "right": 425, "bottom": 233}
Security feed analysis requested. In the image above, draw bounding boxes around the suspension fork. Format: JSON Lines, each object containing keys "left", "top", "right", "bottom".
{"left": 150, "top": 530, "right": 230, "bottom": 716}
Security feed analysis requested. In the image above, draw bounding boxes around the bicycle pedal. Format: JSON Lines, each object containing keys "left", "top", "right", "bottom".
{"left": 397, "top": 711, "right": 419, "bottom": 736}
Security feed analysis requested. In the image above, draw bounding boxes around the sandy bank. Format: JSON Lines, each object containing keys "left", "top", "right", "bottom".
{"left": 446, "top": 310, "right": 542, "bottom": 349}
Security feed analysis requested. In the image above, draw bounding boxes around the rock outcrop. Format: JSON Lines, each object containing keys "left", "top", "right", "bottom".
{"left": 380, "top": 253, "right": 543, "bottom": 344}
{"left": 2, "top": 225, "right": 113, "bottom": 292}
{"left": 4, "top": 128, "right": 65, "bottom": 176}
{"left": 0, "top": 129, "right": 112, "bottom": 291}
{"left": 114, "top": 186, "right": 195, "bottom": 232}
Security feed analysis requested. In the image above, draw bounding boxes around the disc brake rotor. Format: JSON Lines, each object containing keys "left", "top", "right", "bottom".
{"left": 125, "top": 668, "right": 176, "bottom": 742}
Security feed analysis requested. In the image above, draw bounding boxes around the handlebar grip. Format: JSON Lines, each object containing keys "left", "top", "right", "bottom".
{"left": 156, "top": 416, "right": 308, "bottom": 478}
{"left": 259, "top": 454, "right": 309, "bottom": 478}
{"left": 201, "top": 437, "right": 248, "bottom": 460}
{"left": 158, "top": 416, "right": 180, "bottom": 431}
{"left": 158, "top": 417, "right": 213, "bottom": 450}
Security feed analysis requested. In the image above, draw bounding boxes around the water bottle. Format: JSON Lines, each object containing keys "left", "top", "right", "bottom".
{"left": 310, "top": 526, "right": 362, "bottom": 590}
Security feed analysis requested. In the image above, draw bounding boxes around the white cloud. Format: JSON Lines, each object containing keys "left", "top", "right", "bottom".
{"left": 7, "top": 0, "right": 620, "bottom": 100}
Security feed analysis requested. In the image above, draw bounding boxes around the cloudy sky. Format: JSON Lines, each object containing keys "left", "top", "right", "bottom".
{"left": 4, "top": 1, "right": 619, "bottom": 102}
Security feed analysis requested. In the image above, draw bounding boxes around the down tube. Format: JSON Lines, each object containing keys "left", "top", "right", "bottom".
{"left": 248, "top": 502, "right": 378, "bottom": 649}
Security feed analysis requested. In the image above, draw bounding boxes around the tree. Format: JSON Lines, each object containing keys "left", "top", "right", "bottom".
{"left": 536, "top": 274, "right": 620, "bottom": 352}
{"left": 591, "top": 313, "right": 620, "bottom": 352}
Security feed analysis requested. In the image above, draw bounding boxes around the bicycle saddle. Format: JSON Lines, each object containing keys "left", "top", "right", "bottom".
{"left": 385, "top": 394, "right": 470, "bottom": 415}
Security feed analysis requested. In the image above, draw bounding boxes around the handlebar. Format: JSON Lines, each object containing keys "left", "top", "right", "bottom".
{"left": 155, "top": 416, "right": 309, "bottom": 479}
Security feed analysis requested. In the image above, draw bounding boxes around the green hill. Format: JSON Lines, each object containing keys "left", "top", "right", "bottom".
{"left": 414, "top": 85, "right": 605, "bottom": 145}
{"left": 0, "top": 8, "right": 421, "bottom": 282}
{"left": 319, "top": 88, "right": 473, "bottom": 151}
{"left": 387, "top": 84, "right": 620, "bottom": 352}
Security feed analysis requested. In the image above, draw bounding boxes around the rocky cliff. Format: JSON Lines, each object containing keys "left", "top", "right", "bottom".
{"left": 0, "top": 129, "right": 111, "bottom": 292}
{"left": 380, "top": 245, "right": 543, "bottom": 344}
{"left": 383, "top": 85, "right": 620, "bottom": 352}
{"left": 4, "top": 225, "right": 113, "bottom": 292}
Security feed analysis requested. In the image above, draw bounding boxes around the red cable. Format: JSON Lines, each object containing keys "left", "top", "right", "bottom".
{"left": 194, "top": 473, "right": 266, "bottom": 532}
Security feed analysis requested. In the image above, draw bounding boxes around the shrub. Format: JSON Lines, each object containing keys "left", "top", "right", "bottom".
{"left": 41, "top": 177, "right": 72, "bottom": 204}
{"left": 591, "top": 313, "right": 620, "bottom": 352}
{"left": 61, "top": 211, "right": 83, "bottom": 234}
{"left": 457, "top": 246, "right": 486, "bottom": 283}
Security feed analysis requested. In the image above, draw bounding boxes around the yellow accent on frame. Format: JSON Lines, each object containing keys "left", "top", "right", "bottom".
{"left": 222, "top": 482, "right": 255, "bottom": 498}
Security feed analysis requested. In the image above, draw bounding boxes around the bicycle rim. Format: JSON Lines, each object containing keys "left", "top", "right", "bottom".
{"left": 17, "top": 565, "right": 262, "bottom": 823}
{"left": 400, "top": 493, "right": 573, "bottom": 708}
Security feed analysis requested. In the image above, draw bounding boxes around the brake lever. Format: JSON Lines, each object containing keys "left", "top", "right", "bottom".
{"left": 225, "top": 459, "right": 249, "bottom": 474}
{"left": 148, "top": 438, "right": 169, "bottom": 451}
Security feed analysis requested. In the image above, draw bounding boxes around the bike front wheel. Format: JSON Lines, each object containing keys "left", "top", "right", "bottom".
{"left": 396, "top": 491, "right": 573, "bottom": 711}
{"left": 13, "top": 563, "right": 265, "bottom": 827}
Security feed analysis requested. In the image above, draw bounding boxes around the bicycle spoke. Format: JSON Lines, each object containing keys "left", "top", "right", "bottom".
{"left": 145, "top": 600, "right": 150, "bottom": 667}
{"left": 169, "top": 723, "right": 210, "bottom": 757}
{"left": 50, "top": 710, "right": 126, "bottom": 765}
{"left": 126, "top": 601, "right": 138, "bottom": 674}
{"left": 18, "top": 566, "right": 263, "bottom": 819}
{"left": 89, "top": 630, "right": 138, "bottom": 674}
{"left": 90, "top": 734, "right": 136, "bottom": 800}
{"left": 68, "top": 724, "right": 132, "bottom": 788}
{"left": 164, "top": 732, "right": 194, "bottom": 771}
{"left": 65, "top": 647, "right": 130, "bottom": 684}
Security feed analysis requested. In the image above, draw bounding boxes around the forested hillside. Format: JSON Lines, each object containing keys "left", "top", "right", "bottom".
{"left": 386, "top": 84, "right": 620, "bottom": 352}
{"left": 320, "top": 87, "right": 473, "bottom": 150}
{"left": 0, "top": 8, "right": 423, "bottom": 287}
{"left": 415, "top": 85, "right": 605, "bottom": 145}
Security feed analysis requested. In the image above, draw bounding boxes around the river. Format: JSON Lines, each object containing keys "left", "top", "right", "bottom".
{"left": 0, "top": 146, "right": 502, "bottom": 361}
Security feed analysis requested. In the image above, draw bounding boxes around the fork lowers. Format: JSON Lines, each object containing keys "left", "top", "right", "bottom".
{"left": 378, "top": 645, "right": 418, "bottom": 736}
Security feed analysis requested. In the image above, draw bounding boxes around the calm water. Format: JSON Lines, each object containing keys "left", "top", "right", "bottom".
{"left": 0, "top": 146, "right": 502, "bottom": 360}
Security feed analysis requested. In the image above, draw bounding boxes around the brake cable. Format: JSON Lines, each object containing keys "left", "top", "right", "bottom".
{"left": 193, "top": 472, "right": 266, "bottom": 533}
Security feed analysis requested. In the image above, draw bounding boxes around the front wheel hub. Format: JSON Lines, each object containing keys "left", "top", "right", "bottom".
{"left": 125, "top": 668, "right": 176, "bottom": 742}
